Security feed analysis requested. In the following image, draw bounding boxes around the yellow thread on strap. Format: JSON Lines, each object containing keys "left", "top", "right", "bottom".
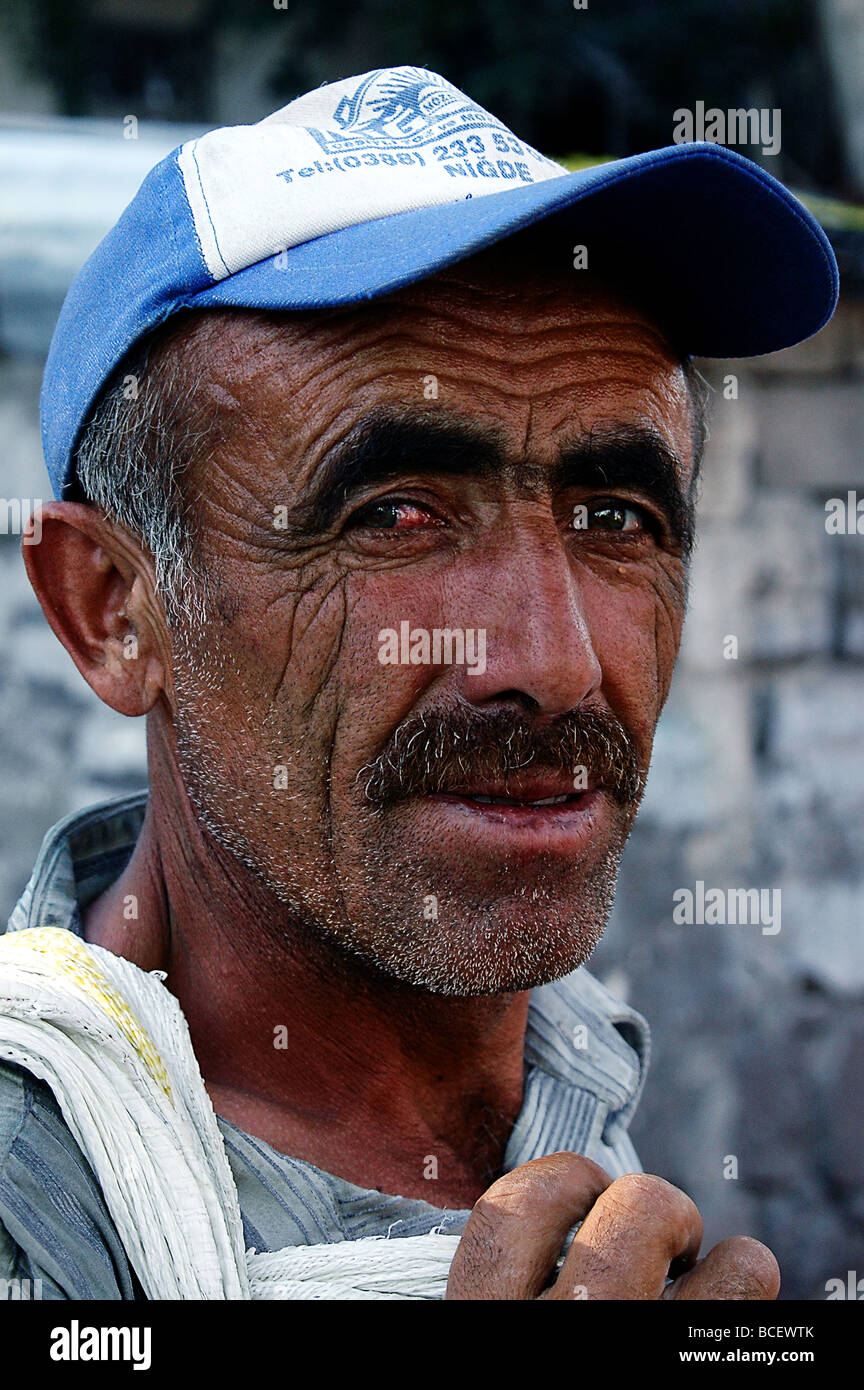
{"left": 0, "top": 927, "right": 172, "bottom": 1101}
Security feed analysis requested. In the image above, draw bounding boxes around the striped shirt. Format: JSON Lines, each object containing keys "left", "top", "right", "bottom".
{"left": 0, "top": 791, "right": 649, "bottom": 1300}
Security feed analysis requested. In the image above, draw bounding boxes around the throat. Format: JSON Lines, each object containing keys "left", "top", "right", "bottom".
{"left": 203, "top": 1075, "right": 521, "bottom": 1208}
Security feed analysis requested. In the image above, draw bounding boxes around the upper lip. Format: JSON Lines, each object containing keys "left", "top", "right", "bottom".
{"left": 433, "top": 776, "right": 595, "bottom": 802}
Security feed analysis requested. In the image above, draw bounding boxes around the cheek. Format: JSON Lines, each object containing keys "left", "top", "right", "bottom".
{"left": 210, "top": 559, "right": 452, "bottom": 792}
{"left": 220, "top": 560, "right": 356, "bottom": 711}
{"left": 331, "top": 567, "right": 453, "bottom": 762}
{"left": 175, "top": 560, "right": 357, "bottom": 799}
{"left": 324, "top": 554, "right": 499, "bottom": 805}
{"left": 582, "top": 568, "right": 686, "bottom": 746}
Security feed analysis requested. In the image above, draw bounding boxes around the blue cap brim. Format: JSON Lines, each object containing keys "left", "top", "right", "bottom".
{"left": 184, "top": 141, "right": 839, "bottom": 359}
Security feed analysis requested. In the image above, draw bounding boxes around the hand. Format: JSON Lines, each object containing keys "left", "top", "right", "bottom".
{"left": 445, "top": 1152, "right": 780, "bottom": 1300}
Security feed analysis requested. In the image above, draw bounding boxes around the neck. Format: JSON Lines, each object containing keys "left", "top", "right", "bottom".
{"left": 82, "top": 752, "right": 529, "bottom": 1208}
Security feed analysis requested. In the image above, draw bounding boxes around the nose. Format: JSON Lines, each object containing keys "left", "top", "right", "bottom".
{"left": 460, "top": 509, "right": 602, "bottom": 716}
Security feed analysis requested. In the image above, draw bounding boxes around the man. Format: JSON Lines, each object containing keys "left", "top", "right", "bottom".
{"left": 0, "top": 67, "right": 837, "bottom": 1300}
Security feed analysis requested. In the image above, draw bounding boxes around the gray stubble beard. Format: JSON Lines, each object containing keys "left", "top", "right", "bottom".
{"left": 168, "top": 629, "right": 639, "bottom": 998}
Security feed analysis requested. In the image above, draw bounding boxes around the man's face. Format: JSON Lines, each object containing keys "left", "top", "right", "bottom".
{"left": 164, "top": 249, "right": 695, "bottom": 995}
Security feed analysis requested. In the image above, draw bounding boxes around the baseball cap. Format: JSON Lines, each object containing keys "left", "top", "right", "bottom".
{"left": 41, "top": 65, "right": 839, "bottom": 500}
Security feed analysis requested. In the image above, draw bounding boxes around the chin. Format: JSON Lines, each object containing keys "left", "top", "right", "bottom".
{"left": 341, "top": 905, "right": 610, "bottom": 998}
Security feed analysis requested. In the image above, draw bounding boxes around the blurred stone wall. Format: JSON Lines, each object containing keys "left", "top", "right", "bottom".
{"left": 1, "top": 287, "right": 862, "bottom": 1302}
{"left": 592, "top": 299, "right": 864, "bottom": 1299}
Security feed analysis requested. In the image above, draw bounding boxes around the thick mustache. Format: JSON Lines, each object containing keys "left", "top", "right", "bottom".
{"left": 357, "top": 704, "right": 646, "bottom": 807}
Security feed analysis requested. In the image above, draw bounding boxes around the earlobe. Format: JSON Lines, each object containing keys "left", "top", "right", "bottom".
{"left": 22, "top": 501, "right": 169, "bottom": 717}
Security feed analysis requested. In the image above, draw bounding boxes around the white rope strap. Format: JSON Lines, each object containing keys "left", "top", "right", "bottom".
{"left": 247, "top": 1234, "right": 459, "bottom": 1300}
{"left": 0, "top": 928, "right": 459, "bottom": 1300}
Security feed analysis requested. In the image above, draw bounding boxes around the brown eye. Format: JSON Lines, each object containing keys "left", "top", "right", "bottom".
{"left": 588, "top": 502, "right": 647, "bottom": 532}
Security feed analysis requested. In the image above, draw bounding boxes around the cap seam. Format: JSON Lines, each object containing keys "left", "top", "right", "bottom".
{"left": 188, "top": 138, "right": 231, "bottom": 279}
{"left": 168, "top": 147, "right": 207, "bottom": 290}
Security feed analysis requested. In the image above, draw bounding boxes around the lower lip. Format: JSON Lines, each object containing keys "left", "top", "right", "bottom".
{"left": 414, "top": 789, "right": 605, "bottom": 855}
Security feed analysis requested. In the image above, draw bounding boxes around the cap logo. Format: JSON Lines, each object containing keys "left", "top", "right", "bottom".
{"left": 312, "top": 68, "right": 511, "bottom": 154}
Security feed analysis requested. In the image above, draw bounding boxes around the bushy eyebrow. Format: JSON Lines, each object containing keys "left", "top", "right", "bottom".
{"left": 554, "top": 428, "right": 694, "bottom": 551}
{"left": 282, "top": 406, "right": 694, "bottom": 550}
{"left": 282, "top": 409, "right": 503, "bottom": 533}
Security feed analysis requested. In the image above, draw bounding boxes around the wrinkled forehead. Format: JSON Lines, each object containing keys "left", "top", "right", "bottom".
{"left": 125, "top": 256, "right": 699, "bottom": 560}
{"left": 139, "top": 239, "right": 695, "bottom": 501}
{"left": 158, "top": 245, "right": 683, "bottom": 396}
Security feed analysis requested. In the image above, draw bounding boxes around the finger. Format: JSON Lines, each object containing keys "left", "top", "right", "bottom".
{"left": 445, "top": 1152, "right": 613, "bottom": 1300}
{"left": 662, "top": 1236, "right": 780, "bottom": 1301}
{"left": 546, "top": 1172, "right": 703, "bottom": 1300}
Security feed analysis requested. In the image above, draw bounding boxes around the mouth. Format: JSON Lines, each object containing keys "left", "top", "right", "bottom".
{"left": 447, "top": 792, "right": 580, "bottom": 808}
{"left": 434, "top": 777, "right": 595, "bottom": 808}
{"left": 420, "top": 777, "right": 604, "bottom": 850}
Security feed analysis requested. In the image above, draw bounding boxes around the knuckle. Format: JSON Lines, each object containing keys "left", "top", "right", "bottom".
{"left": 468, "top": 1173, "right": 546, "bottom": 1239}
{"left": 544, "top": 1150, "right": 612, "bottom": 1187}
{"left": 607, "top": 1171, "right": 680, "bottom": 1206}
{"left": 474, "top": 1151, "right": 608, "bottom": 1220}
{"left": 606, "top": 1172, "right": 700, "bottom": 1230}
{"left": 470, "top": 1170, "right": 551, "bottom": 1225}
{"left": 525, "top": 1150, "right": 611, "bottom": 1203}
{"left": 470, "top": 1191, "right": 511, "bottom": 1229}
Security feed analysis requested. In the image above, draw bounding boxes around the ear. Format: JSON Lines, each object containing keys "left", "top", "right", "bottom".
{"left": 22, "top": 501, "right": 174, "bottom": 717}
